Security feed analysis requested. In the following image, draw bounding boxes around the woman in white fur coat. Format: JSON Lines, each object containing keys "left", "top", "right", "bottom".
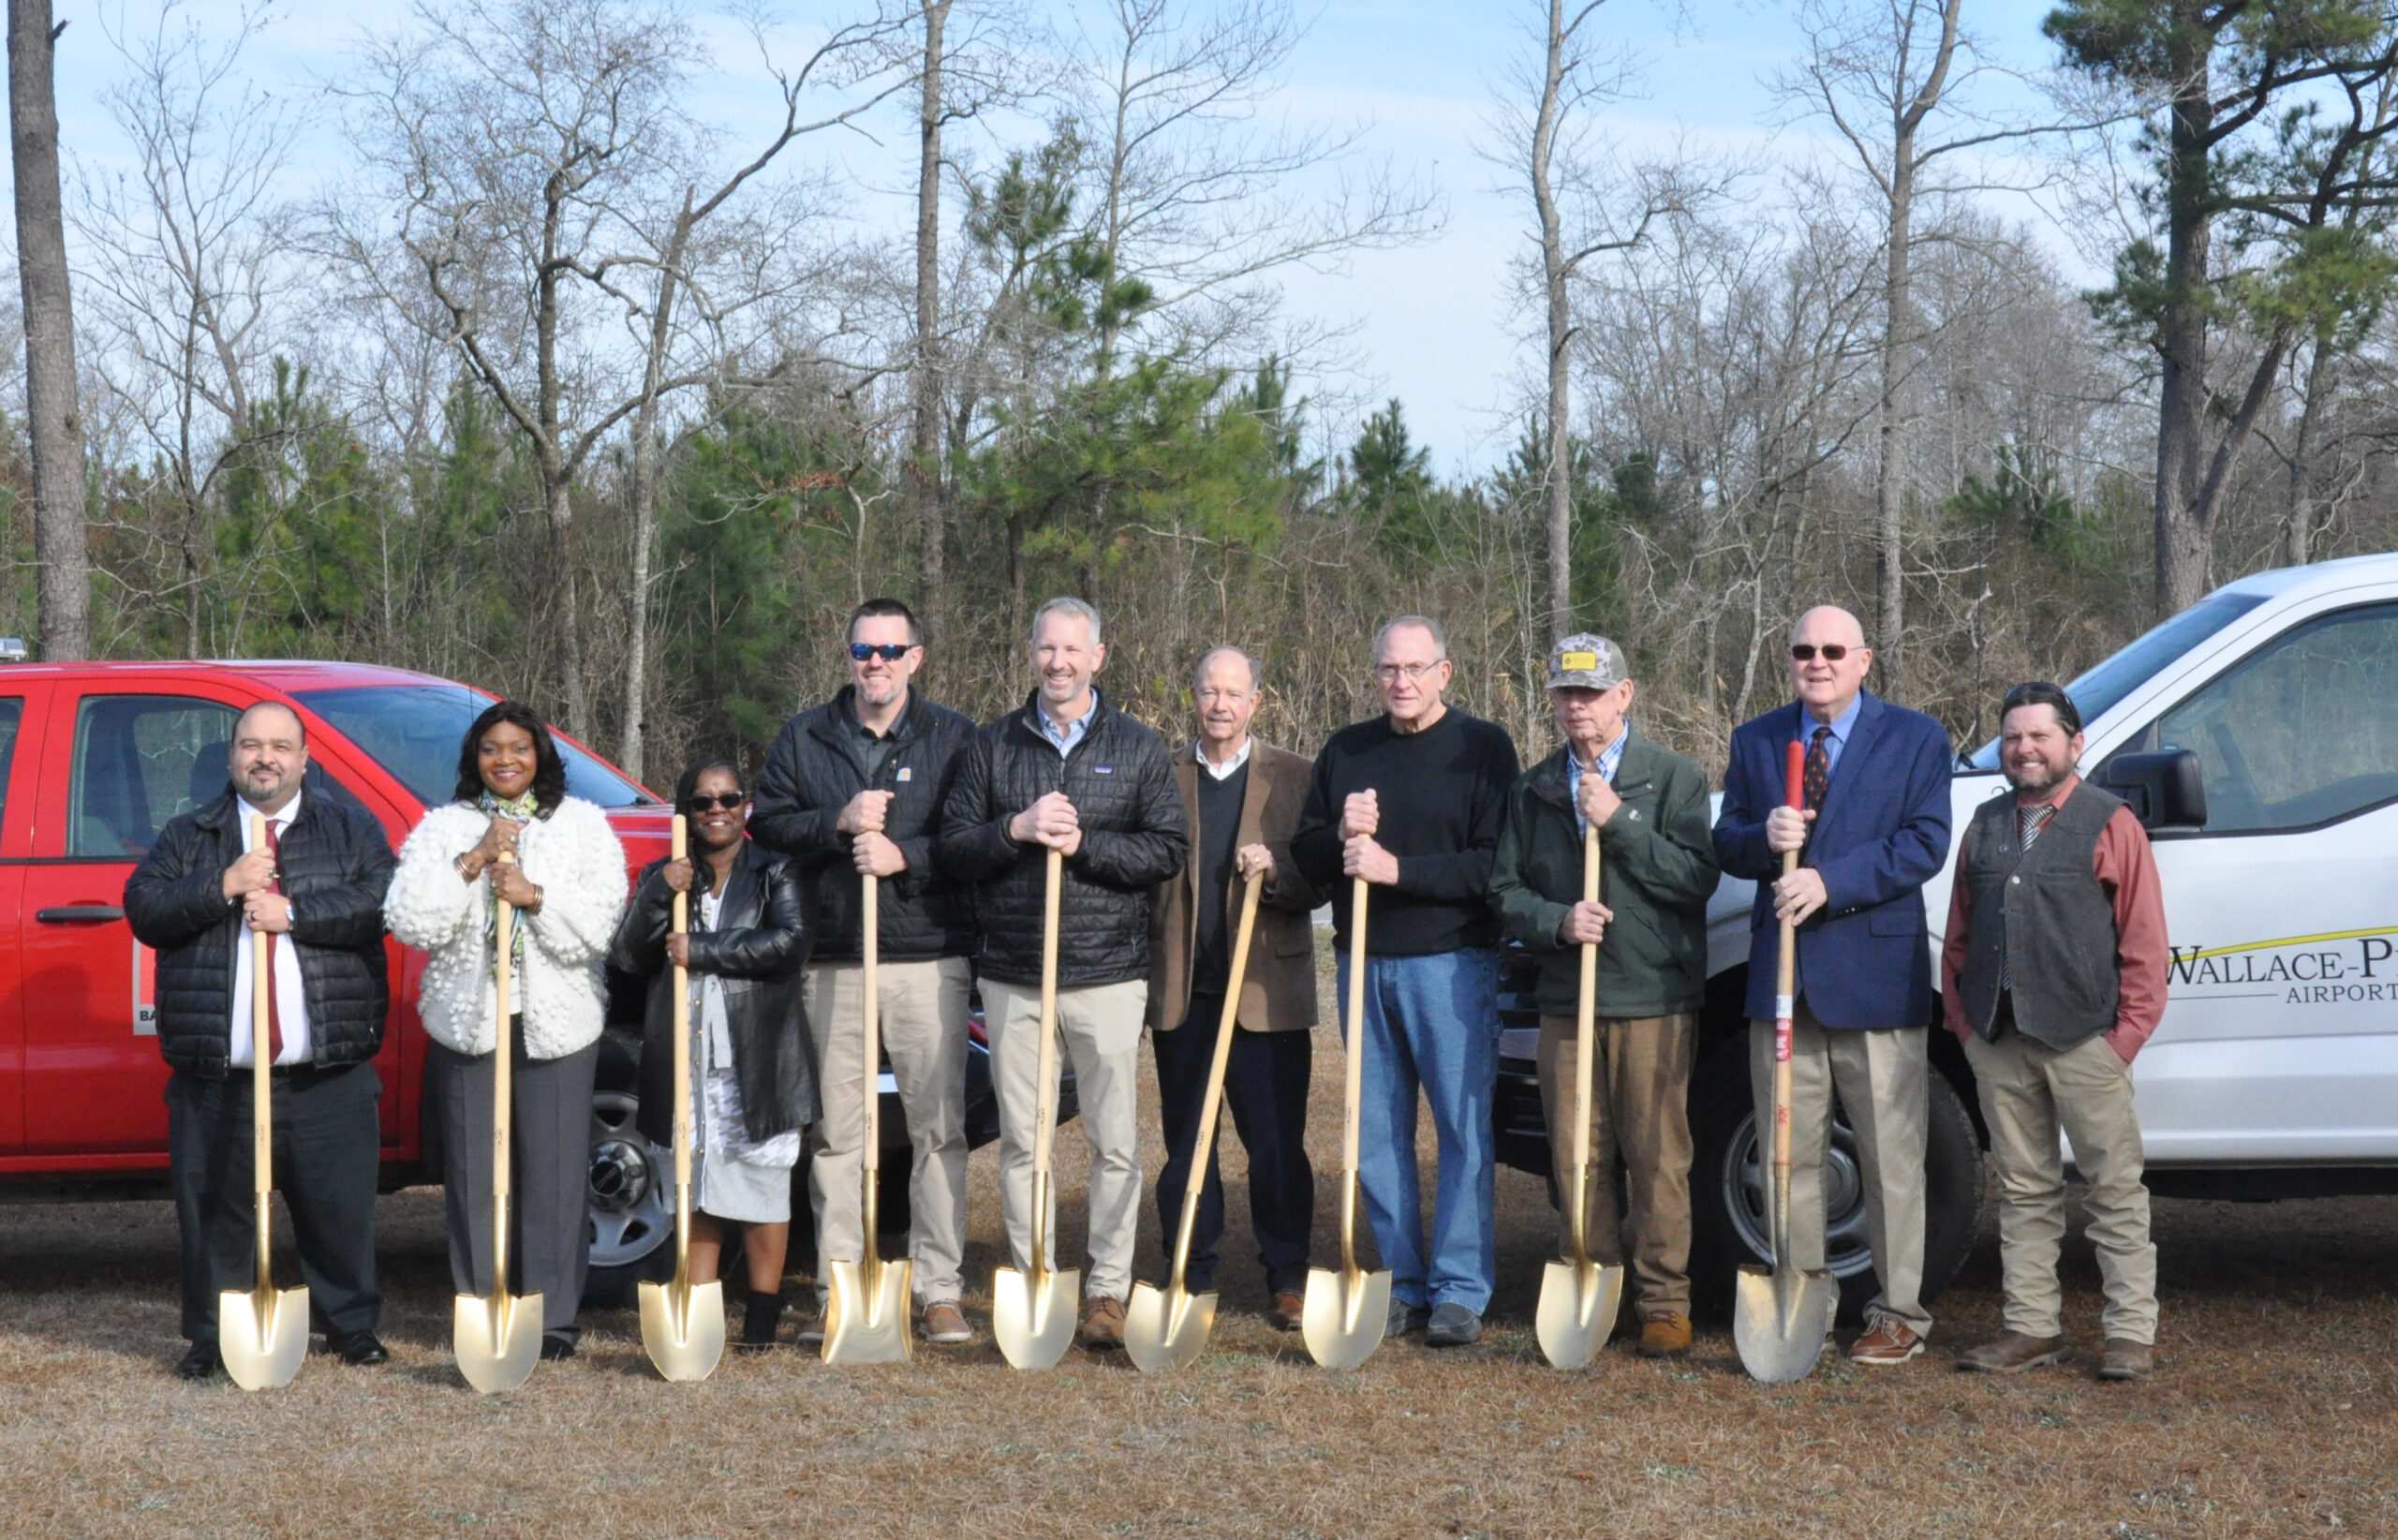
{"left": 386, "top": 700, "right": 627, "bottom": 1361}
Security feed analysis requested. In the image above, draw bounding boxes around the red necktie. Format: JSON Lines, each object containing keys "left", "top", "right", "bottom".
{"left": 262, "top": 819, "right": 285, "bottom": 1064}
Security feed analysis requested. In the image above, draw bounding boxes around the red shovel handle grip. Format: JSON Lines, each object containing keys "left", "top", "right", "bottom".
{"left": 1784, "top": 738, "right": 1806, "bottom": 811}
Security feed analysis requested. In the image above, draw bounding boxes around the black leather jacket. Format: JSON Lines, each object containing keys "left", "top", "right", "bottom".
{"left": 123, "top": 777, "right": 396, "bottom": 1077}
{"left": 940, "top": 689, "right": 1188, "bottom": 988}
{"left": 610, "top": 839, "right": 818, "bottom": 1146}
{"left": 748, "top": 686, "right": 978, "bottom": 963}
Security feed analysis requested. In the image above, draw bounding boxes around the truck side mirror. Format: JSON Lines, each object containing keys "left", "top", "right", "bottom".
{"left": 2097, "top": 748, "right": 2208, "bottom": 831}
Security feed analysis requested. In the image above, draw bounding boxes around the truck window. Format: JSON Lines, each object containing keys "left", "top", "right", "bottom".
{"left": 290, "top": 683, "right": 654, "bottom": 807}
{"left": 67, "top": 695, "right": 240, "bottom": 857}
{"left": 0, "top": 698, "right": 21, "bottom": 819}
{"left": 2139, "top": 602, "right": 2398, "bottom": 833}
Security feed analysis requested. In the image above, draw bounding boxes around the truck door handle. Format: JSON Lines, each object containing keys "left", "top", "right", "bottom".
{"left": 37, "top": 905, "right": 126, "bottom": 924}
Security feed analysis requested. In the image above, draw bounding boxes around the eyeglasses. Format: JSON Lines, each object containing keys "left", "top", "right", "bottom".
{"left": 850, "top": 643, "right": 912, "bottom": 662}
{"left": 1373, "top": 661, "right": 1443, "bottom": 682}
{"left": 683, "top": 792, "right": 747, "bottom": 812}
{"left": 1789, "top": 644, "right": 1853, "bottom": 663}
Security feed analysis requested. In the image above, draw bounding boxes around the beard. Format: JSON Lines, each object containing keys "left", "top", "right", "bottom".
{"left": 2005, "top": 758, "right": 2065, "bottom": 795}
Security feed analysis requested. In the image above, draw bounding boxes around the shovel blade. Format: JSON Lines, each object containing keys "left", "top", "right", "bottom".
{"left": 217, "top": 1284, "right": 308, "bottom": 1392}
{"left": 822, "top": 1258, "right": 914, "bottom": 1366}
{"left": 1299, "top": 1265, "right": 1391, "bottom": 1370}
{"left": 453, "top": 1289, "right": 544, "bottom": 1394}
{"left": 1124, "top": 1282, "right": 1217, "bottom": 1374}
{"left": 638, "top": 1277, "right": 727, "bottom": 1382}
{"left": 1732, "top": 1263, "right": 1838, "bottom": 1384}
{"left": 1534, "top": 1258, "right": 1624, "bottom": 1371}
{"left": 991, "top": 1263, "right": 1080, "bottom": 1371}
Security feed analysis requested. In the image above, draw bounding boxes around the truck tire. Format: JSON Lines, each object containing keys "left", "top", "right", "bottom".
{"left": 583, "top": 1086, "right": 675, "bottom": 1309}
{"left": 1687, "top": 1033, "right": 1983, "bottom": 1322}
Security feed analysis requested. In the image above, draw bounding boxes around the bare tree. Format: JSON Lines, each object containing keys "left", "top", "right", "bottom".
{"left": 9, "top": 0, "right": 89, "bottom": 658}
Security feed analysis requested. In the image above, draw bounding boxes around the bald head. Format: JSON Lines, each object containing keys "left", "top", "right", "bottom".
{"left": 1787, "top": 605, "right": 1873, "bottom": 725}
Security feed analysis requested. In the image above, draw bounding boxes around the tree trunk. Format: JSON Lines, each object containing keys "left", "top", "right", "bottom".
{"left": 1874, "top": 146, "right": 1913, "bottom": 694}
{"left": 2153, "top": 10, "right": 2214, "bottom": 615}
{"left": 2284, "top": 334, "right": 2332, "bottom": 568}
{"left": 620, "top": 206, "right": 691, "bottom": 787}
{"left": 546, "top": 477, "right": 587, "bottom": 736}
{"left": 1534, "top": 0, "right": 1574, "bottom": 644}
{"left": 912, "top": 0, "right": 950, "bottom": 617}
{"left": 9, "top": 0, "right": 90, "bottom": 659}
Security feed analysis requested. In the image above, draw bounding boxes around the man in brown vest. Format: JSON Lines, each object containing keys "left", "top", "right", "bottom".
{"left": 1147, "top": 645, "right": 1321, "bottom": 1330}
{"left": 1941, "top": 681, "right": 2169, "bottom": 1381}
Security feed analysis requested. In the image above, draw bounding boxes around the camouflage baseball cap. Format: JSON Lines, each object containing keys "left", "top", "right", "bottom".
{"left": 1547, "top": 633, "right": 1627, "bottom": 691}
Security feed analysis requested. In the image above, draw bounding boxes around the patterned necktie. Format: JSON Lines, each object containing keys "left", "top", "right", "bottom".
{"left": 1802, "top": 726, "right": 1832, "bottom": 815}
{"left": 262, "top": 818, "right": 285, "bottom": 1063}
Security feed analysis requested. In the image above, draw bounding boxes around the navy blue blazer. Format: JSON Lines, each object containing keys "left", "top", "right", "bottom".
{"left": 1713, "top": 691, "right": 1953, "bottom": 1029}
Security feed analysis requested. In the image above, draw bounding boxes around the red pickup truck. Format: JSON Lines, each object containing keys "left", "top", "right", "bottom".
{"left": 0, "top": 659, "right": 685, "bottom": 1296}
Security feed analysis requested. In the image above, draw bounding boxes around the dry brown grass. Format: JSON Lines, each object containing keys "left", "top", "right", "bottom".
{"left": 3, "top": 981, "right": 2395, "bottom": 1537}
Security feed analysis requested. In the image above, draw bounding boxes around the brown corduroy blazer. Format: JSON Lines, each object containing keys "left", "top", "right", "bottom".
{"left": 1147, "top": 739, "right": 1322, "bottom": 1032}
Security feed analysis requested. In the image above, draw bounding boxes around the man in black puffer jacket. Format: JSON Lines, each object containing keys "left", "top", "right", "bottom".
{"left": 942, "top": 596, "right": 1187, "bottom": 1350}
{"left": 750, "top": 597, "right": 981, "bottom": 1345}
{"left": 124, "top": 702, "right": 397, "bottom": 1380}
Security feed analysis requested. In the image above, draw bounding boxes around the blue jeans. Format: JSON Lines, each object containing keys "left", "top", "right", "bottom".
{"left": 1338, "top": 947, "right": 1501, "bottom": 1314}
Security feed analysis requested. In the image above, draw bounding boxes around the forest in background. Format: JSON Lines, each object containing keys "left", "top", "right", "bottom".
{"left": 8, "top": 0, "right": 2398, "bottom": 786}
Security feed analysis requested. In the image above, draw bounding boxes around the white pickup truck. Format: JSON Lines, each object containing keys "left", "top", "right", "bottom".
{"left": 1496, "top": 551, "right": 2398, "bottom": 1313}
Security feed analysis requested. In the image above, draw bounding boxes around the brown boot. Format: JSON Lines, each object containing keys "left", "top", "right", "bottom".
{"left": 920, "top": 1300, "right": 971, "bottom": 1345}
{"left": 1080, "top": 1296, "right": 1127, "bottom": 1351}
{"left": 1270, "top": 1291, "right": 1306, "bottom": 1333}
{"left": 1637, "top": 1313, "right": 1693, "bottom": 1357}
{"left": 2098, "top": 1339, "right": 2153, "bottom": 1381}
{"left": 1957, "top": 1332, "right": 2067, "bottom": 1374}
{"left": 1848, "top": 1315, "right": 1926, "bottom": 1366}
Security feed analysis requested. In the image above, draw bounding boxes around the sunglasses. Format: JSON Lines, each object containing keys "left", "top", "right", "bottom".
{"left": 850, "top": 643, "right": 913, "bottom": 662}
{"left": 683, "top": 792, "right": 747, "bottom": 812}
{"left": 1789, "top": 644, "right": 1853, "bottom": 662}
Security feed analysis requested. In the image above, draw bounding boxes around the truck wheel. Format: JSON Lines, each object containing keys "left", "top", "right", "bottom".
{"left": 583, "top": 1088, "right": 674, "bottom": 1309}
{"left": 1687, "top": 1034, "right": 1983, "bottom": 1322}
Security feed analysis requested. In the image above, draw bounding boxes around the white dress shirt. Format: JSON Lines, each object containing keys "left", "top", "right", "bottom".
{"left": 1196, "top": 737, "right": 1253, "bottom": 781}
{"left": 229, "top": 790, "right": 312, "bottom": 1067}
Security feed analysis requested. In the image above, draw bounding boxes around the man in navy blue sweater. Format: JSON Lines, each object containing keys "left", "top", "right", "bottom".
{"left": 1713, "top": 605, "right": 1952, "bottom": 1366}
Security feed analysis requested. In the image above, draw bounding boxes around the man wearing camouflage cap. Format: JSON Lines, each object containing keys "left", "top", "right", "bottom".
{"left": 1489, "top": 635, "right": 1720, "bottom": 1355}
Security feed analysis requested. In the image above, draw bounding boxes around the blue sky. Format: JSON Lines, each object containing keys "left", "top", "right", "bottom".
{"left": 40, "top": 0, "right": 2080, "bottom": 475}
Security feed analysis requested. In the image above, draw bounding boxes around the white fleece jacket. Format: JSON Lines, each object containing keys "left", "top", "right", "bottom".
{"left": 384, "top": 797, "right": 628, "bottom": 1059}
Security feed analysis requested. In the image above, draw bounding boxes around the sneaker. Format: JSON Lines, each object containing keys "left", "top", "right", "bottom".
{"left": 1080, "top": 1296, "right": 1128, "bottom": 1350}
{"left": 1385, "top": 1299, "right": 1431, "bottom": 1338}
{"left": 1957, "top": 1332, "right": 2067, "bottom": 1374}
{"left": 2098, "top": 1338, "right": 2153, "bottom": 1381}
{"left": 1637, "top": 1313, "right": 1693, "bottom": 1357}
{"left": 1270, "top": 1290, "right": 1307, "bottom": 1333}
{"left": 1425, "top": 1303, "right": 1483, "bottom": 1347}
{"left": 1848, "top": 1316, "right": 1925, "bottom": 1366}
{"left": 921, "top": 1300, "right": 971, "bottom": 1345}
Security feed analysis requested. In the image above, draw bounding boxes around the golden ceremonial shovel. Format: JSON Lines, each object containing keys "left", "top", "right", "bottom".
{"left": 823, "top": 870, "right": 912, "bottom": 1364}
{"left": 1535, "top": 823, "right": 1625, "bottom": 1370}
{"left": 218, "top": 812, "right": 308, "bottom": 1392}
{"left": 1301, "top": 878, "right": 1392, "bottom": 1370}
{"left": 992, "top": 847, "right": 1079, "bottom": 1370}
{"left": 640, "top": 814, "right": 726, "bottom": 1380}
{"left": 455, "top": 851, "right": 543, "bottom": 1394}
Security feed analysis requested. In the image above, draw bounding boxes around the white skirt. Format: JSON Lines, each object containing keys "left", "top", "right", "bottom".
{"left": 680, "top": 966, "right": 801, "bottom": 1225}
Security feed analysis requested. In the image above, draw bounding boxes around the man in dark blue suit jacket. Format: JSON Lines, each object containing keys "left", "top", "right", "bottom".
{"left": 1714, "top": 605, "right": 1952, "bottom": 1366}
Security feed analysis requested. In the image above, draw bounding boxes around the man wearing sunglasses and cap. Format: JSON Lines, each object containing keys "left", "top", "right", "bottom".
{"left": 1489, "top": 636, "right": 1719, "bottom": 1356}
{"left": 1713, "top": 605, "right": 1953, "bottom": 1365}
{"left": 750, "top": 597, "right": 981, "bottom": 1347}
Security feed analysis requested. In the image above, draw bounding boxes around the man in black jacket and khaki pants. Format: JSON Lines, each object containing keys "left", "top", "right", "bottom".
{"left": 124, "top": 702, "right": 398, "bottom": 1379}
{"left": 942, "top": 597, "right": 1188, "bottom": 1350}
{"left": 751, "top": 598, "right": 981, "bottom": 1345}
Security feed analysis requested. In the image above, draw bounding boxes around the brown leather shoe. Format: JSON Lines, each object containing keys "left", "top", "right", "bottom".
{"left": 920, "top": 1300, "right": 971, "bottom": 1345}
{"left": 1080, "top": 1295, "right": 1127, "bottom": 1351}
{"left": 1637, "top": 1313, "right": 1693, "bottom": 1357}
{"left": 1957, "top": 1331, "right": 2067, "bottom": 1374}
{"left": 1270, "top": 1290, "right": 1306, "bottom": 1332}
{"left": 2098, "top": 1338, "right": 2153, "bottom": 1381}
{"left": 1848, "top": 1316, "right": 1926, "bottom": 1366}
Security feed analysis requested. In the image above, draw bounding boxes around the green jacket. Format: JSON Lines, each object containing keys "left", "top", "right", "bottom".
{"left": 1488, "top": 730, "right": 1721, "bottom": 1019}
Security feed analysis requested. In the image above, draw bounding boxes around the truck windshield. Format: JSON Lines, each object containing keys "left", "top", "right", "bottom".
{"left": 291, "top": 684, "right": 656, "bottom": 808}
{"left": 1963, "top": 591, "right": 2267, "bottom": 770}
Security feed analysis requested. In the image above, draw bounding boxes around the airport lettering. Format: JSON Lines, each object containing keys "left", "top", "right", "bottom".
{"left": 2168, "top": 933, "right": 2398, "bottom": 1002}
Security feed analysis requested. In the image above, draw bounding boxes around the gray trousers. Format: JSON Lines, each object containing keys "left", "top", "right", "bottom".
{"left": 428, "top": 1032, "right": 598, "bottom": 1339}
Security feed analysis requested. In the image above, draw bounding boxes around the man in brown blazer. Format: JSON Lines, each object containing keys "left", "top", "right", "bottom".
{"left": 1147, "top": 645, "right": 1322, "bottom": 1329}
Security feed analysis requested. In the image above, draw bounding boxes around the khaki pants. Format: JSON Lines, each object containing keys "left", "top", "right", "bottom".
{"left": 1749, "top": 1006, "right": 1932, "bottom": 1336}
{"left": 804, "top": 957, "right": 971, "bottom": 1308}
{"left": 1962, "top": 1025, "right": 2158, "bottom": 1345}
{"left": 983, "top": 976, "right": 1147, "bottom": 1302}
{"left": 1536, "top": 1013, "right": 1695, "bottom": 1320}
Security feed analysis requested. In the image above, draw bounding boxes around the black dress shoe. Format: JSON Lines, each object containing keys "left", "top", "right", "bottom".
{"left": 328, "top": 1330, "right": 390, "bottom": 1366}
{"left": 176, "top": 1344, "right": 221, "bottom": 1381}
{"left": 539, "top": 1333, "right": 577, "bottom": 1361}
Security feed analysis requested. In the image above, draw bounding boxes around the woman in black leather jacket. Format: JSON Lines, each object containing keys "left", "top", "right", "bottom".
{"left": 609, "top": 760, "right": 816, "bottom": 1349}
